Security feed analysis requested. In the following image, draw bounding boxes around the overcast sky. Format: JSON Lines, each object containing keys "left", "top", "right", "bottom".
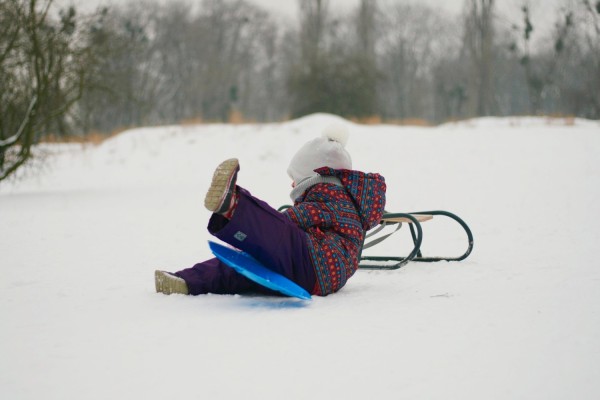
{"left": 250, "top": 0, "right": 463, "bottom": 17}
{"left": 58, "top": 0, "right": 461, "bottom": 15}
{"left": 55, "top": 0, "right": 564, "bottom": 38}
{"left": 57, "top": 0, "right": 564, "bottom": 19}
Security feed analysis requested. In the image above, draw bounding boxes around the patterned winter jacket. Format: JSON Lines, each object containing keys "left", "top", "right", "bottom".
{"left": 284, "top": 167, "right": 386, "bottom": 295}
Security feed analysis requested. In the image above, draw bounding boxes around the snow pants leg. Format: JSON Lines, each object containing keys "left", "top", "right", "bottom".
{"left": 174, "top": 187, "right": 316, "bottom": 295}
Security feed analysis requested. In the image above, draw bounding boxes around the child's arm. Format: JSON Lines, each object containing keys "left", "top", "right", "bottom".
{"left": 283, "top": 202, "right": 333, "bottom": 232}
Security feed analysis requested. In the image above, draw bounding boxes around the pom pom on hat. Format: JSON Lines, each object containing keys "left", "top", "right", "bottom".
{"left": 287, "top": 124, "right": 352, "bottom": 183}
{"left": 322, "top": 123, "right": 349, "bottom": 147}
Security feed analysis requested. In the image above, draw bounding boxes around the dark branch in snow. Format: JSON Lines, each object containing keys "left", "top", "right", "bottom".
{"left": 0, "top": 96, "right": 38, "bottom": 148}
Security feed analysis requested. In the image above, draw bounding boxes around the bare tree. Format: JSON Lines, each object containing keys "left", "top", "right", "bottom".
{"left": 353, "top": 0, "right": 379, "bottom": 117}
{"left": 287, "top": 0, "right": 380, "bottom": 118}
{"left": 462, "top": 0, "right": 497, "bottom": 116}
{"left": 357, "top": 0, "right": 377, "bottom": 59}
{"left": 378, "top": 2, "right": 452, "bottom": 121}
{"left": 235, "top": 10, "right": 288, "bottom": 121}
{"left": 0, "top": 0, "right": 88, "bottom": 182}
{"left": 149, "top": 0, "right": 284, "bottom": 123}
{"left": 508, "top": 3, "right": 576, "bottom": 115}
{"left": 75, "top": 4, "right": 161, "bottom": 134}
{"left": 564, "top": 0, "right": 600, "bottom": 118}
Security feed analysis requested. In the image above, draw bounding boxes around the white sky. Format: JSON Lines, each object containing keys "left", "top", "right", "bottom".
{"left": 248, "top": 0, "right": 564, "bottom": 30}
{"left": 56, "top": 0, "right": 564, "bottom": 36}
{"left": 250, "top": 0, "right": 463, "bottom": 17}
{"left": 57, "top": 0, "right": 563, "bottom": 18}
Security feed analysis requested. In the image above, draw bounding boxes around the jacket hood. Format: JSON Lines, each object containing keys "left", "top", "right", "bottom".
{"left": 315, "top": 167, "right": 386, "bottom": 230}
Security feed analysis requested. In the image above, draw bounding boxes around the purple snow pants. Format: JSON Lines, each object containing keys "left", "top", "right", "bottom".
{"left": 175, "top": 187, "right": 316, "bottom": 296}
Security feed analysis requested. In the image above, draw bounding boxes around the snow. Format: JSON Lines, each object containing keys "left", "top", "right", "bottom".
{"left": 1, "top": 114, "right": 600, "bottom": 399}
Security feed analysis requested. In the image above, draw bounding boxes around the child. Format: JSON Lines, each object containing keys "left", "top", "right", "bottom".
{"left": 155, "top": 126, "right": 386, "bottom": 296}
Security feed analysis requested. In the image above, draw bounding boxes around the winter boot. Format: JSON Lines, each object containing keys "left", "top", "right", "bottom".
{"left": 204, "top": 158, "right": 240, "bottom": 214}
{"left": 155, "top": 270, "right": 189, "bottom": 295}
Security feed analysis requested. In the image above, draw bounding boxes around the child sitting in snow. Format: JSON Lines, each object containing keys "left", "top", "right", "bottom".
{"left": 155, "top": 126, "right": 386, "bottom": 296}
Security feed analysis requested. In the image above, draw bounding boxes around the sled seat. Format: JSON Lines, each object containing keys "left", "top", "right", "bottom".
{"left": 381, "top": 214, "right": 433, "bottom": 224}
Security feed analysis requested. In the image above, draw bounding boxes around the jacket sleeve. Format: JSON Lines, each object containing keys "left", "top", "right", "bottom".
{"left": 361, "top": 174, "right": 386, "bottom": 230}
{"left": 283, "top": 201, "right": 333, "bottom": 233}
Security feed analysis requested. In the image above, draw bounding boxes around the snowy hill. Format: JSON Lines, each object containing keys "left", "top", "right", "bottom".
{"left": 1, "top": 114, "right": 599, "bottom": 399}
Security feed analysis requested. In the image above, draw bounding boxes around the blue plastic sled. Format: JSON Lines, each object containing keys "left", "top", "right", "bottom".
{"left": 208, "top": 241, "right": 312, "bottom": 300}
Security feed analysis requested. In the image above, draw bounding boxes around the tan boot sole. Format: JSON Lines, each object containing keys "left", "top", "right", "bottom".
{"left": 204, "top": 158, "right": 239, "bottom": 213}
{"left": 155, "top": 270, "right": 189, "bottom": 295}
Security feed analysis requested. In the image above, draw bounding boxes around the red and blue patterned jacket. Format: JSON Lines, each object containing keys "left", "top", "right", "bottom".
{"left": 284, "top": 167, "right": 386, "bottom": 295}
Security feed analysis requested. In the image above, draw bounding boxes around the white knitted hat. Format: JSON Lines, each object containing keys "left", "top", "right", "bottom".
{"left": 287, "top": 124, "right": 352, "bottom": 183}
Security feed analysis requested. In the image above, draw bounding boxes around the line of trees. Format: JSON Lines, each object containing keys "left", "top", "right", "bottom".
{"left": 1, "top": 0, "right": 599, "bottom": 181}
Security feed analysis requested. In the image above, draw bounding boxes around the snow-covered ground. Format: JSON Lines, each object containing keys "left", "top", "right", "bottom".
{"left": 1, "top": 114, "right": 599, "bottom": 399}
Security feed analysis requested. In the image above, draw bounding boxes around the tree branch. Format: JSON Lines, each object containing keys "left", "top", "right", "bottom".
{"left": 0, "top": 95, "right": 38, "bottom": 147}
